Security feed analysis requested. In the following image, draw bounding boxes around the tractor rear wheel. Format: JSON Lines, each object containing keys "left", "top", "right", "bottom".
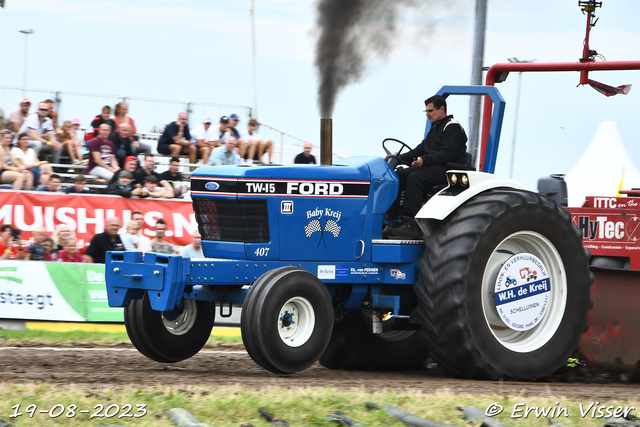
{"left": 415, "top": 188, "right": 591, "bottom": 380}
{"left": 319, "top": 308, "right": 429, "bottom": 371}
{"left": 124, "top": 292, "right": 215, "bottom": 363}
{"left": 241, "top": 267, "right": 333, "bottom": 374}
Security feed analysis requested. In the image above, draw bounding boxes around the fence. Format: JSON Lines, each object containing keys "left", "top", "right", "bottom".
{"left": 0, "top": 85, "right": 351, "bottom": 163}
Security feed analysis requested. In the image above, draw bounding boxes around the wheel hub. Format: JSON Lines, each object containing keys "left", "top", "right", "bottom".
{"left": 162, "top": 299, "right": 197, "bottom": 336}
{"left": 277, "top": 297, "right": 315, "bottom": 348}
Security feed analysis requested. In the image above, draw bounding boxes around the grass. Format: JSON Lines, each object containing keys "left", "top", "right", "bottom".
{"left": 0, "top": 328, "right": 242, "bottom": 346}
{"left": 0, "top": 383, "right": 638, "bottom": 426}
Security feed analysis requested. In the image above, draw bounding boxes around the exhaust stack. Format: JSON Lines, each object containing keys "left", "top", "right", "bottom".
{"left": 320, "top": 119, "right": 333, "bottom": 166}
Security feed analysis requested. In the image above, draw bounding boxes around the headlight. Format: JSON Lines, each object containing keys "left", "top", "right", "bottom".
{"left": 449, "top": 173, "right": 458, "bottom": 185}
{"left": 460, "top": 174, "right": 469, "bottom": 187}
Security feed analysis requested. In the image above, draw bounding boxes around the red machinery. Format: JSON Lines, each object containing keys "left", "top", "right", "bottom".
{"left": 479, "top": 1, "right": 640, "bottom": 369}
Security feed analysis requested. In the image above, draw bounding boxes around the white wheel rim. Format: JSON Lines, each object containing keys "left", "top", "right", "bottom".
{"left": 277, "top": 297, "right": 315, "bottom": 348}
{"left": 481, "top": 231, "right": 567, "bottom": 353}
{"left": 161, "top": 299, "right": 197, "bottom": 336}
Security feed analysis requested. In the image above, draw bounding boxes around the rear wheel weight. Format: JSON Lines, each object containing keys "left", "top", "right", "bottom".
{"left": 415, "top": 188, "right": 591, "bottom": 380}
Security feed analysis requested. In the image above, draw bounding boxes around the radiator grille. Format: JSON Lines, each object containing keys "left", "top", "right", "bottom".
{"left": 192, "top": 199, "right": 269, "bottom": 243}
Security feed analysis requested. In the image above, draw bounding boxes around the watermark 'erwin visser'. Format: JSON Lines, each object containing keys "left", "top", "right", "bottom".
{"left": 485, "top": 402, "right": 636, "bottom": 419}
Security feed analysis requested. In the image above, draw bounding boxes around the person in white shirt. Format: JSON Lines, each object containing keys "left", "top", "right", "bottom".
{"left": 179, "top": 230, "right": 205, "bottom": 258}
{"left": 17, "top": 101, "right": 61, "bottom": 162}
{"left": 190, "top": 117, "right": 218, "bottom": 164}
{"left": 131, "top": 210, "right": 152, "bottom": 252}
{"left": 239, "top": 118, "right": 273, "bottom": 164}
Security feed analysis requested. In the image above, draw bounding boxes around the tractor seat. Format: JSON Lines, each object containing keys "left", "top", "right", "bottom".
{"left": 424, "top": 152, "right": 475, "bottom": 198}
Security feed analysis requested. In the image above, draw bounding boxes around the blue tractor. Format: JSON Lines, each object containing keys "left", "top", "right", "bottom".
{"left": 106, "top": 86, "right": 591, "bottom": 380}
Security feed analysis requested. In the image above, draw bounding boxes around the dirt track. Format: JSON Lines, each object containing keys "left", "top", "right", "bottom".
{"left": 2, "top": 342, "right": 640, "bottom": 400}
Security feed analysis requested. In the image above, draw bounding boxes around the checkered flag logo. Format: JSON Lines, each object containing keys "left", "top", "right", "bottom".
{"left": 324, "top": 220, "right": 341, "bottom": 238}
{"left": 305, "top": 219, "right": 322, "bottom": 237}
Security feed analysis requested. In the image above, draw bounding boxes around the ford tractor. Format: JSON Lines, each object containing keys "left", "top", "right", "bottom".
{"left": 105, "top": 84, "right": 592, "bottom": 381}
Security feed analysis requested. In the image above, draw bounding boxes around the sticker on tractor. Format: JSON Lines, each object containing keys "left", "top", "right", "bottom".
{"left": 281, "top": 201, "right": 293, "bottom": 214}
{"left": 390, "top": 269, "right": 406, "bottom": 280}
{"left": 494, "top": 253, "right": 551, "bottom": 332}
{"left": 317, "top": 265, "right": 335, "bottom": 280}
{"left": 304, "top": 208, "right": 342, "bottom": 247}
{"left": 204, "top": 182, "right": 220, "bottom": 191}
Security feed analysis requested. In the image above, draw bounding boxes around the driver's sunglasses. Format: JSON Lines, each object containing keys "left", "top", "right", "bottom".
{"left": 424, "top": 108, "right": 435, "bottom": 113}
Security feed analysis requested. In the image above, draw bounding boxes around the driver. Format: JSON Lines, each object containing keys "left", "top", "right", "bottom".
{"left": 384, "top": 95, "right": 468, "bottom": 238}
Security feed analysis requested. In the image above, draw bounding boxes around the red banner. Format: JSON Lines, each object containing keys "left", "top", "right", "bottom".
{"left": 0, "top": 191, "right": 197, "bottom": 250}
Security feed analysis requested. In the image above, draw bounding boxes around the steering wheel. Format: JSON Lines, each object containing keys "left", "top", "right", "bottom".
{"left": 382, "top": 138, "right": 413, "bottom": 170}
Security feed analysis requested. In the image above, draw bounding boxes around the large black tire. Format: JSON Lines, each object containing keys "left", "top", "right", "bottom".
{"left": 319, "top": 309, "right": 430, "bottom": 371}
{"left": 415, "top": 188, "right": 591, "bottom": 380}
{"left": 124, "top": 292, "right": 215, "bottom": 363}
{"left": 241, "top": 267, "right": 333, "bottom": 374}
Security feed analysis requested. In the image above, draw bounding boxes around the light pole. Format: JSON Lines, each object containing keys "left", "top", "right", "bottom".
{"left": 19, "top": 29, "right": 34, "bottom": 95}
{"left": 249, "top": 0, "right": 258, "bottom": 119}
{"left": 507, "top": 57, "right": 535, "bottom": 180}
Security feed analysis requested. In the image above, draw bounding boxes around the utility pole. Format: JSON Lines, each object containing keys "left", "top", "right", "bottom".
{"left": 250, "top": 0, "right": 258, "bottom": 119}
{"left": 507, "top": 57, "right": 535, "bottom": 180}
{"left": 19, "top": 29, "right": 34, "bottom": 95}
{"left": 468, "top": 0, "right": 487, "bottom": 167}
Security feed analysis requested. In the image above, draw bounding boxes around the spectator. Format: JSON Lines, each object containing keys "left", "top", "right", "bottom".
{"left": 44, "top": 99, "right": 59, "bottom": 128}
{"left": 65, "top": 174, "right": 90, "bottom": 194}
{"left": 141, "top": 175, "right": 174, "bottom": 199}
{"left": 43, "top": 237, "right": 56, "bottom": 261}
{"left": 57, "top": 238, "right": 83, "bottom": 263}
{"left": 157, "top": 112, "right": 196, "bottom": 164}
{"left": 83, "top": 217, "right": 124, "bottom": 263}
{"left": 91, "top": 105, "right": 116, "bottom": 137}
{"left": 70, "top": 118, "right": 85, "bottom": 143}
{"left": 25, "top": 226, "right": 47, "bottom": 261}
{"left": 228, "top": 113, "right": 242, "bottom": 140}
{"left": 106, "top": 170, "right": 142, "bottom": 198}
{"left": 0, "top": 130, "right": 34, "bottom": 190}
{"left": 0, "top": 106, "right": 6, "bottom": 131}
{"left": 12, "top": 132, "right": 54, "bottom": 186}
{"left": 133, "top": 154, "right": 171, "bottom": 190}
{"left": 130, "top": 210, "right": 152, "bottom": 252}
{"left": 190, "top": 117, "right": 217, "bottom": 164}
{"left": 17, "top": 101, "right": 60, "bottom": 163}
{"left": 294, "top": 141, "right": 317, "bottom": 164}
{"left": 214, "top": 116, "right": 231, "bottom": 146}
{"left": 240, "top": 118, "right": 273, "bottom": 164}
{"left": 53, "top": 224, "right": 75, "bottom": 252}
{"left": 179, "top": 230, "right": 204, "bottom": 258}
{"left": 113, "top": 102, "right": 138, "bottom": 135}
{"left": 0, "top": 225, "right": 24, "bottom": 260}
{"left": 8, "top": 98, "right": 30, "bottom": 133}
{"left": 37, "top": 173, "right": 62, "bottom": 192}
{"left": 57, "top": 120, "right": 86, "bottom": 166}
{"left": 207, "top": 136, "right": 240, "bottom": 166}
{"left": 120, "top": 221, "right": 139, "bottom": 251}
{"left": 151, "top": 218, "right": 175, "bottom": 254}
{"left": 110, "top": 123, "right": 138, "bottom": 166}
{"left": 110, "top": 156, "right": 141, "bottom": 187}
{"left": 88, "top": 123, "right": 119, "bottom": 180}
{"left": 159, "top": 157, "right": 185, "bottom": 197}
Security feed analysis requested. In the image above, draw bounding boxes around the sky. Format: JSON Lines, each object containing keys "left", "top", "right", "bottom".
{"left": 1, "top": 0, "right": 640, "bottom": 192}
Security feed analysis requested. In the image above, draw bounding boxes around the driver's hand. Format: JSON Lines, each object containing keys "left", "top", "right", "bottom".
{"left": 412, "top": 157, "right": 423, "bottom": 168}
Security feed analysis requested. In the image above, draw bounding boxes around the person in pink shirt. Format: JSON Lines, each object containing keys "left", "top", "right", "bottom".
{"left": 57, "top": 238, "right": 84, "bottom": 263}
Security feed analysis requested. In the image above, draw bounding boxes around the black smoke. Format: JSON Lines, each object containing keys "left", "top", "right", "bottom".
{"left": 314, "top": 0, "right": 428, "bottom": 118}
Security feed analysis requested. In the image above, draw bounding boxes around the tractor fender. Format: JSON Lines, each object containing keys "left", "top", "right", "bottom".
{"left": 415, "top": 171, "right": 528, "bottom": 222}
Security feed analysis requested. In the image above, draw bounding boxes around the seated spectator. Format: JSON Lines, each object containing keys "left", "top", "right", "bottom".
{"left": 110, "top": 156, "right": 142, "bottom": 188}
{"left": 207, "top": 136, "right": 240, "bottom": 166}
{"left": 70, "top": 118, "right": 85, "bottom": 143}
{"left": 25, "top": 226, "right": 47, "bottom": 260}
{"left": 228, "top": 113, "right": 246, "bottom": 156}
{"left": 294, "top": 141, "right": 317, "bottom": 164}
{"left": 37, "top": 173, "right": 62, "bottom": 192}
{"left": 113, "top": 102, "right": 138, "bottom": 135}
{"left": 213, "top": 116, "right": 231, "bottom": 146}
{"left": 53, "top": 224, "right": 75, "bottom": 252}
{"left": 190, "top": 117, "right": 217, "bottom": 164}
{"left": 157, "top": 112, "right": 196, "bottom": 164}
{"left": 44, "top": 99, "right": 59, "bottom": 128}
{"left": 8, "top": 98, "right": 30, "bottom": 133}
{"left": 65, "top": 174, "right": 90, "bottom": 194}
{"left": 91, "top": 105, "right": 116, "bottom": 138}
{"left": 42, "top": 236, "right": 56, "bottom": 261}
{"left": 0, "top": 129, "right": 34, "bottom": 190}
{"left": 88, "top": 123, "right": 119, "bottom": 180}
{"left": 179, "top": 230, "right": 204, "bottom": 258}
{"left": 110, "top": 123, "right": 151, "bottom": 167}
{"left": 83, "top": 217, "right": 124, "bottom": 264}
{"left": 159, "top": 157, "right": 185, "bottom": 197}
{"left": 121, "top": 221, "right": 139, "bottom": 251}
{"left": 240, "top": 118, "right": 273, "bottom": 164}
{"left": 133, "top": 154, "right": 171, "bottom": 190}
{"left": 151, "top": 219, "right": 175, "bottom": 254}
{"left": 57, "top": 120, "right": 86, "bottom": 166}
{"left": 11, "top": 132, "right": 54, "bottom": 186}
{"left": 58, "top": 238, "right": 83, "bottom": 263}
{"left": 142, "top": 175, "right": 174, "bottom": 199}
{"left": 17, "top": 101, "right": 61, "bottom": 163}
{"left": 106, "top": 170, "right": 143, "bottom": 198}
{"left": 0, "top": 224, "right": 24, "bottom": 260}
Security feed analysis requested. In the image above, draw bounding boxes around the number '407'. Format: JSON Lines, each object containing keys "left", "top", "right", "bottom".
{"left": 254, "top": 247, "right": 269, "bottom": 257}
